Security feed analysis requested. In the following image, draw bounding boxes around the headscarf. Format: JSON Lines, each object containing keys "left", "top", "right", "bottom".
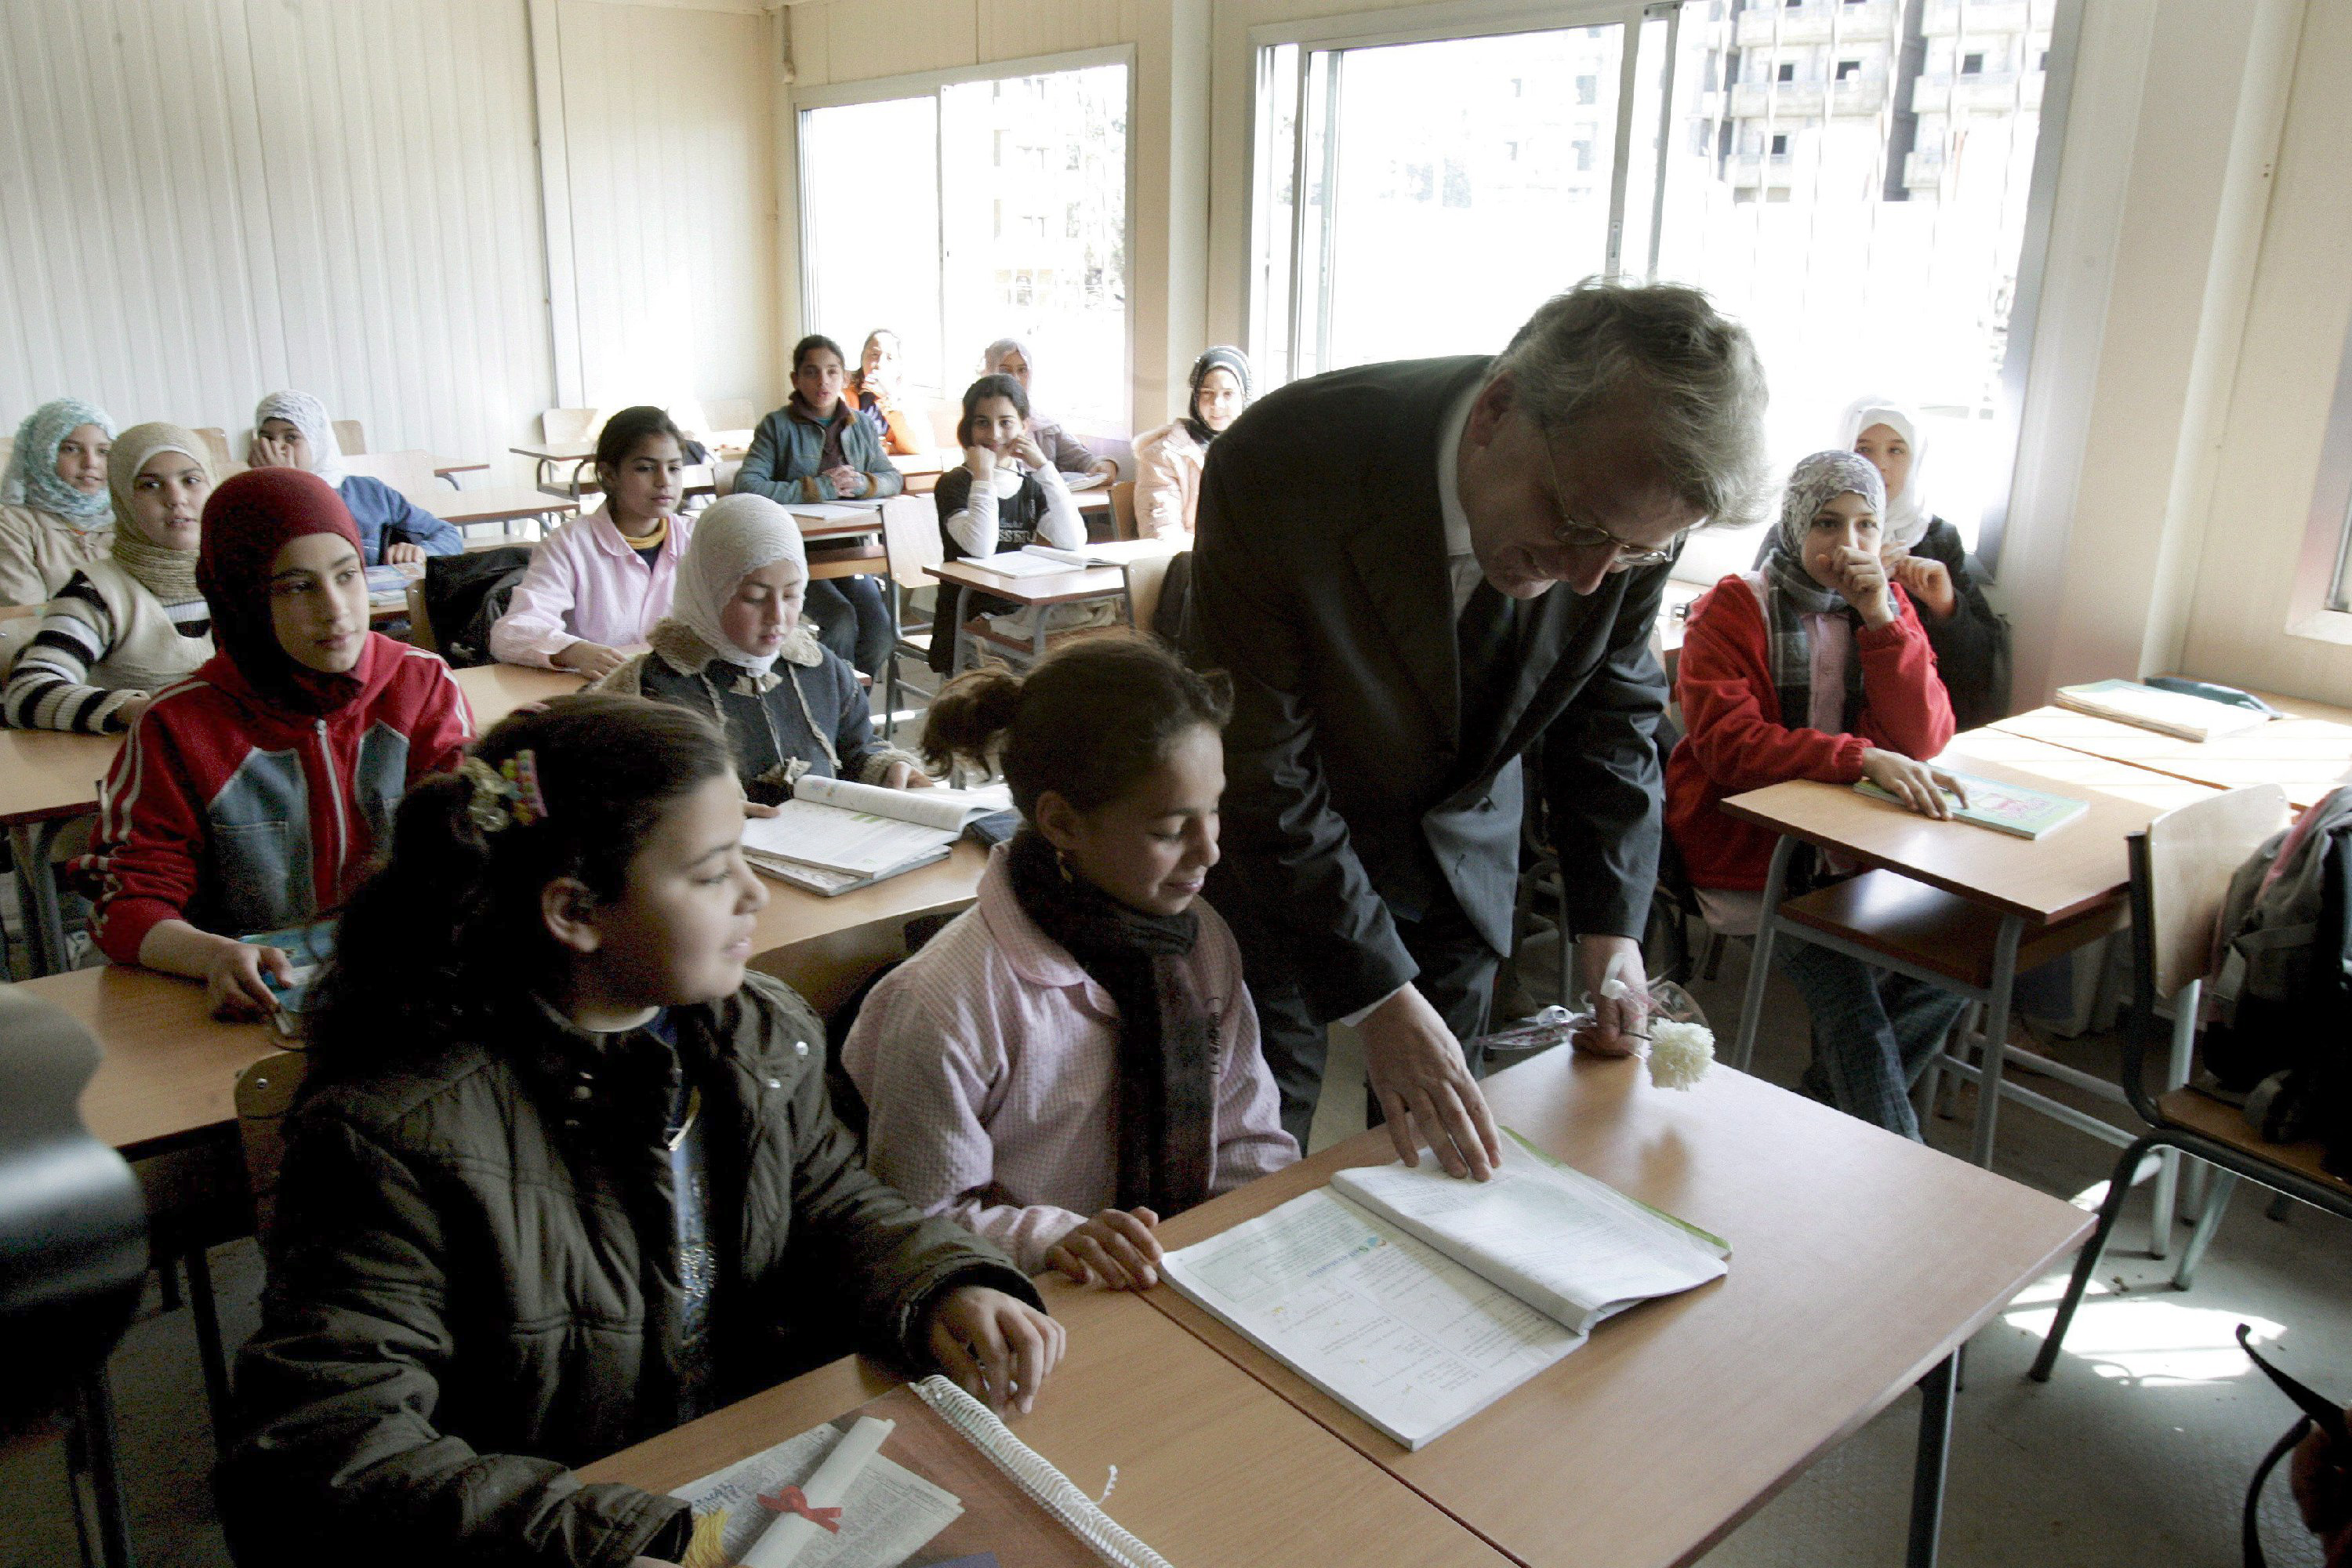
{"left": 666, "top": 494, "right": 808, "bottom": 678}
{"left": 979, "top": 336, "right": 1033, "bottom": 388}
{"left": 1835, "top": 394, "right": 1933, "bottom": 551}
{"left": 198, "top": 468, "right": 374, "bottom": 717}
{"left": 107, "top": 423, "right": 211, "bottom": 605}
{"left": 1762, "top": 451, "right": 1886, "bottom": 736}
{"left": 3, "top": 397, "right": 117, "bottom": 525}
{"left": 251, "top": 390, "right": 349, "bottom": 485}
{"left": 1180, "top": 345, "right": 1252, "bottom": 447}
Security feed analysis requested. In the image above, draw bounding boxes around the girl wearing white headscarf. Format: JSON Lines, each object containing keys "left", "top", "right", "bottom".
{"left": 1667, "top": 451, "right": 1967, "bottom": 1138}
{"left": 1835, "top": 394, "right": 2011, "bottom": 729}
{"left": 979, "top": 338, "right": 1116, "bottom": 483}
{"left": 597, "top": 493, "right": 927, "bottom": 802}
{"left": 4, "top": 423, "right": 216, "bottom": 732}
{"left": 249, "top": 390, "right": 463, "bottom": 567}
{"left": 0, "top": 397, "right": 117, "bottom": 604}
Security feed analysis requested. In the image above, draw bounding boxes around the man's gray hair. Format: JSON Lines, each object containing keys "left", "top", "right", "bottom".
{"left": 1498, "top": 278, "right": 1771, "bottom": 531}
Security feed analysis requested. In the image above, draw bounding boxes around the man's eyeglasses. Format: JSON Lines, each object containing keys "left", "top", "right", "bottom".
{"left": 1552, "top": 519, "right": 1680, "bottom": 569}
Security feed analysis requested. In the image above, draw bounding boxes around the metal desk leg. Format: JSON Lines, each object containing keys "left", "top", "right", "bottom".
{"left": 949, "top": 585, "right": 972, "bottom": 673}
{"left": 74, "top": 1369, "right": 136, "bottom": 1568}
{"left": 1906, "top": 1353, "right": 1957, "bottom": 1568}
{"left": 1967, "top": 914, "right": 2024, "bottom": 1167}
{"left": 1732, "top": 835, "right": 1798, "bottom": 1072}
{"left": 10, "top": 818, "right": 69, "bottom": 978}
{"left": 1029, "top": 601, "right": 1049, "bottom": 664}
{"left": 2148, "top": 976, "right": 2201, "bottom": 1259}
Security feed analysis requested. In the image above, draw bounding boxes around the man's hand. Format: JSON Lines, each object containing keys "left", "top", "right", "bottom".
{"left": 1887, "top": 554, "right": 1957, "bottom": 621}
{"left": 1573, "top": 935, "right": 1650, "bottom": 1056}
{"left": 925, "top": 1287, "right": 1065, "bottom": 1417}
{"left": 1045, "top": 1207, "right": 1163, "bottom": 1290}
{"left": 1358, "top": 985, "right": 1501, "bottom": 1179}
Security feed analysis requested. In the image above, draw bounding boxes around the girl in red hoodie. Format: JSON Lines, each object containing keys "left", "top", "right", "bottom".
{"left": 1664, "top": 450, "right": 1966, "bottom": 1138}
{"left": 83, "top": 467, "right": 474, "bottom": 1018}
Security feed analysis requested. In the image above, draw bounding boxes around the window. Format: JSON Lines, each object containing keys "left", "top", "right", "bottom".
{"left": 1962, "top": 51, "right": 1985, "bottom": 74}
{"left": 1776, "top": 61, "right": 1795, "bottom": 82}
{"left": 1251, "top": 27, "right": 1624, "bottom": 382}
{"left": 800, "top": 60, "right": 1130, "bottom": 426}
{"left": 1250, "top": 4, "right": 2079, "bottom": 572}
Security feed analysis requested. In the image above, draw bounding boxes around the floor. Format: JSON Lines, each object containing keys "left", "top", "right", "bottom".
{"left": 7, "top": 931, "right": 2347, "bottom": 1567}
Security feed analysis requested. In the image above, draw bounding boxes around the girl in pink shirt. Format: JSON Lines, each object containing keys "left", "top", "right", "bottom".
{"left": 842, "top": 632, "right": 1298, "bottom": 1287}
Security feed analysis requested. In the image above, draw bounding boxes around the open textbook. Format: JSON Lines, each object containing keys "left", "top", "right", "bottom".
{"left": 740, "top": 777, "right": 1011, "bottom": 895}
{"left": 1854, "top": 769, "right": 2088, "bottom": 839}
{"left": 1160, "top": 1133, "right": 1730, "bottom": 1450}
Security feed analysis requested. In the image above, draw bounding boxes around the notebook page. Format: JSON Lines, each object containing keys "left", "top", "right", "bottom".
{"left": 793, "top": 775, "right": 1011, "bottom": 833}
{"left": 1159, "top": 1187, "right": 1586, "bottom": 1450}
{"left": 1331, "top": 1139, "right": 1728, "bottom": 1330}
{"left": 742, "top": 800, "right": 956, "bottom": 876}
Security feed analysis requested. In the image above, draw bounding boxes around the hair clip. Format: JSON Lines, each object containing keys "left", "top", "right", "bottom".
{"left": 460, "top": 750, "right": 550, "bottom": 835}
{"left": 503, "top": 751, "right": 549, "bottom": 826}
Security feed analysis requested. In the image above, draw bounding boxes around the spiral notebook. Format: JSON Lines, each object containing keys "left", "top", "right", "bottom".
{"left": 673, "top": 1376, "right": 1171, "bottom": 1568}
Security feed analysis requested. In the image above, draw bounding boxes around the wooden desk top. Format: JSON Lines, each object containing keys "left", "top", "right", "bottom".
{"left": 1993, "top": 699, "right": 2352, "bottom": 810}
{"left": 430, "top": 456, "right": 488, "bottom": 477}
{"left": 1142, "top": 1050, "right": 2093, "bottom": 1568}
{"left": 1719, "top": 747, "right": 2181, "bottom": 924}
{"left": 1940, "top": 727, "right": 2220, "bottom": 811}
{"left": 580, "top": 1276, "right": 1509, "bottom": 1567}
{"left": 0, "top": 725, "right": 117, "bottom": 825}
{"left": 927, "top": 559, "right": 1130, "bottom": 608}
{"left": 745, "top": 840, "right": 985, "bottom": 1013}
{"left": 406, "top": 487, "right": 582, "bottom": 528}
{"left": 449, "top": 661, "right": 589, "bottom": 729}
{"left": 28, "top": 964, "right": 274, "bottom": 1155}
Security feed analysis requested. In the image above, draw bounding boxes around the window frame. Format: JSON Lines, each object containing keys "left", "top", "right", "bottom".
{"left": 2285, "top": 301, "right": 2352, "bottom": 645}
{"left": 791, "top": 45, "right": 1138, "bottom": 433}
{"left": 1241, "top": 0, "right": 2085, "bottom": 579}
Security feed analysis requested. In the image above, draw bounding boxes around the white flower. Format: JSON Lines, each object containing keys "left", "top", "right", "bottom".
{"left": 1646, "top": 1020, "right": 1715, "bottom": 1091}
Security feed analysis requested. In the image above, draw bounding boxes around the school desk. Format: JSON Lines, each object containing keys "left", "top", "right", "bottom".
{"left": 430, "top": 456, "right": 488, "bottom": 481}
{"left": 579, "top": 1272, "right": 1513, "bottom": 1568}
{"left": 1991, "top": 687, "right": 2352, "bottom": 809}
{"left": 926, "top": 557, "right": 1137, "bottom": 672}
{"left": 401, "top": 485, "right": 582, "bottom": 532}
{"left": 0, "top": 724, "right": 119, "bottom": 976}
{"left": 1719, "top": 739, "right": 2212, "bottom": 1167}
{"left": 1138, "top": 1047, "right": 2094, "bottom": 1568}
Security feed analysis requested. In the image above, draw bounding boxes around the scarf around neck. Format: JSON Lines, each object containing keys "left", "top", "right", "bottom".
{"left": 1004, "top": 829, "right": 1217, "bottom": 1216}
{"left": 5, "top": 397, "right": 117, "bottom": 525}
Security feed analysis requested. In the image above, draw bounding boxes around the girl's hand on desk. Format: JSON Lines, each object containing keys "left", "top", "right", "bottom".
{"left": 881, "top": 760, "right": 933, "bottom": 789}
{"left": 1830, "top": 546, "right": 1896, "bottom": 628}
{"left": 551, "top": 641, "right": 626, "bottom": 681}
{"left": 1047, "top": 1207, "right": 1163, "bottom": 1290}
{"left": 1888, "top": 554, "right": 1956, "bottom": 621}
{"left": 208, "top": 938, "right": 291, "bottom": 1021}
{"left": 113, "top": 695, "right": 152, "bottom": 729}
{"left": 383, "top": 541, "right": 426, "bottom": 565}
{"left": 823, "top": 465, "right": 866, "bottom": 498}
{"left": 1860, "top": 748, "right": 1969, "bottom": 820}
{"left": 742, "top": 800, "right": 780, "bottom": 818}
{"left": 926, "top": 1286, "right": 1065, "bottom": 1416}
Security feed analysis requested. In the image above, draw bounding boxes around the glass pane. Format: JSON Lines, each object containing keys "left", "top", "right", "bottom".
{"left": 1250, "top": 42, "right": 1301, "bottom": 387}
{"left": 1294, "top": 27, "right": 1624, "bottom": 376}
{"left": 800, "top": 97, "right": 942, "bottom": 397}
{"left": 1655, "top": 0, "right": 2060, "bottom": 574}
{"left": 939, "top": 63, "right": 1129, "bottom": 429}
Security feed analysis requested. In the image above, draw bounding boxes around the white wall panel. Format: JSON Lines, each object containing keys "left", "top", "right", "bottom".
{"left": 550, "top": 0, "right": 779, "bottom": 416}
{"left": 0, "top": 1, "right": 555, "bottom": 482}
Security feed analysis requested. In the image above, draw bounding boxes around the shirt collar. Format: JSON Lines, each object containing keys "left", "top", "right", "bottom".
{"left": 1436, "top": 379, "right": 1479, "bottom": 561}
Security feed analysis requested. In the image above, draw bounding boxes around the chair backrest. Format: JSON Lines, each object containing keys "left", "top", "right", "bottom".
{"left": 2139, "top": 784, "right": 2292, "bottom": 1000}
{"left": 193, "top": 426, "right": 236, "bottom": 474}
{"left": 332, "top": 418, "right": 366, "bottom": 456}
{"left": 340, "top": 448, "right": 441, "bottom": 495}
{"left": 234, "top": 1048, "right": 311, "bottom": 1245}
{"left": 543, "top": 407, "right": 600, "bottom": 444}
{"left": 705, "top": 397, "right": 755, "bottom": 432}
{"left": 0, "top": 989, "right": 146, "bottom": 1436}
{"left": 878, "top": 492, "right": 943, "bottom": 595}
{"left": 924, "top": 398, "right": 964, "bottom": 452}
{"left": 1109, "top": 479, "right": 1138, "bottom": 541}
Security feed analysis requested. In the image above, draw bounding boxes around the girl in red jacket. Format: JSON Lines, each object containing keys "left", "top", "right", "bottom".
{"left": 1665, "top": 450, "right": 1967, "bottom": 1138}
{"left": 82, "top": 467, "right": 474, "bottom": 1018}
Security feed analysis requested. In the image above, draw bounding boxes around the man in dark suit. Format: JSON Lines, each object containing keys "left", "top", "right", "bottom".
{"left": 1185, "top": 280, "right": 1768, "bottom": 1177}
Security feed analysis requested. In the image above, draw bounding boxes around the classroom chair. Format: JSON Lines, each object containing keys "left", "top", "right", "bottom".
{"left": 332, "top": 419, "right": 366, "bottom": 456}
{"left": 2031, "top": 785, "right": 2352, "bottom": 1379}
{"left": 877, "top": 495, "right": 943, "bottom": 740}
{"left": 339, "top": 448, "right": 441, "bottom": 495}
{"left": 234, "top": 1049, "right": 309, "bottom": 1247}
{"left": 2, "top": 989, "right": 148, "bottom": 1568}
{"left": 193, "top": 426, "right": 236, "bottom": 474}
{"left": 542, "top": 407, "right": 599, "bottom": 444}
{"left": 1109, "top": 479, "right": 1138, "bottom": 541}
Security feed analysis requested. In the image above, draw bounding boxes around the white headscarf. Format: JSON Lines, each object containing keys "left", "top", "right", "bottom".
{"left": 670, "top": 493, "right": 808, "bottom": 676}
{"left": 1835, "top": 394, "right": 1931, "bottom": 550}
{"left": 252, "top": 390, "right": 348, "bottom": 485}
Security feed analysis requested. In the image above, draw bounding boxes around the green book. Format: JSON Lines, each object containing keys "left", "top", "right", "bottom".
{"left": 1854, "top": 770, "right": 2088, "bottom": 839}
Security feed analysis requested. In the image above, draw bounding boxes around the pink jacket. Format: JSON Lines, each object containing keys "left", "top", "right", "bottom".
{"left": 488, "top": 503, "right": 693, "bottom": 667}
{"left": 1129, "top": 420, "right": 1203, "bottom": 542}
{"left": 841, "top": 845, "right": 1298, "bottom": 1272}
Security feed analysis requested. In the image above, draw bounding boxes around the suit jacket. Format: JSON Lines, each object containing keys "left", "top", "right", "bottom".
{"left": 1183, "top": 355, "right": 1669, "bottom": 1023}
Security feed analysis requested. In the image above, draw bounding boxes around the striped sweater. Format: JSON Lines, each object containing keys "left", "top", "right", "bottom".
{"left": 3, "top": 559, "right": 212, "bottom": 732}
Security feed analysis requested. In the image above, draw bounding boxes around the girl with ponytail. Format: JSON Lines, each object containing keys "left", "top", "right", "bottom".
{"left": 842, "top": 630, "right": 1297, "bottom": 1292}
{"left": 224, "top": 693, "right": 1062, "bottom": 1566}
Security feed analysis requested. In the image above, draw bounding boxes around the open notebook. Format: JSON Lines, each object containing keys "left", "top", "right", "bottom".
{"left": 673, "top": 1375, "right": 1170, "bottom": 1568}
{"left": 1160, "top": 1133, "right": 1730, "bottom": 1450}
{"left": 740, "top": 778, "right": 1011, "bottom": 895}
{"left": 1854, "top": 769, "right": 2087, "bottom": 838}
{"left": 2056, "top": 679, "right": 2271, "bottom": 742}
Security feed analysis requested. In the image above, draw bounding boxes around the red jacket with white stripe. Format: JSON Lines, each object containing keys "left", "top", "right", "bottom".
{"left": 82, "top": 633, "right": 474, "bottom": 963}
{"left": 1665, "top": 572, "right": 1954, "bottom": 893}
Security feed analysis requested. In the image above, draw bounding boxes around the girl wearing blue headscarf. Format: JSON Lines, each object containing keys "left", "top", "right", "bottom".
{"left": 1, "top": 397, "right": 117, "bottom": 604}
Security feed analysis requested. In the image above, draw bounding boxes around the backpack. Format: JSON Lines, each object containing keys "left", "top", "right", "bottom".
{"left": 421, "top": 546, "right": 534, "bottom": 668}
{"left": 2206, "top": 785, "right": 2352, "bottom": 1173}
